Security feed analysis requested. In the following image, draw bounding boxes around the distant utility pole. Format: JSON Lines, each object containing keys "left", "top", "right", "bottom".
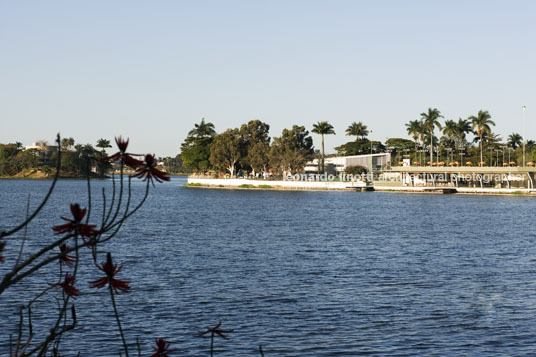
{"left": 523, "top": 105, "right": 527, "bottom": 167}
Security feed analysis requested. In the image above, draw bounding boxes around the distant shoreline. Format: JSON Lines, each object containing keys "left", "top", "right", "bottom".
{"left": 186, "top": 177, "right": 536, "bottom": 196}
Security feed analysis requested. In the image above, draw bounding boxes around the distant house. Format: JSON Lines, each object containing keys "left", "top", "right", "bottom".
{"left": 24, "top": 144, "right": 58, "bottom": 165}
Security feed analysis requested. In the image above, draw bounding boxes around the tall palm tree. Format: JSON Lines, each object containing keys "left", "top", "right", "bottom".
{"left": 189, "top": 118, "right": 216, "bottom": 138}
{"left": 345, "top": 122, "right": 369, "bottom": 141}
{"left": 507, "top": 133, "right": 523, "bottom": 150}
{"left": 312, "top": 121, "right": 335, "bottom": 173}
{"left": 442, "top": 120, "right": 458, "bottom": 140}
{"left": 60, "top": 137, "right": 75, "bottom": 151}
{"left": 421, "top": 108, "right": 443, "bottom": 164}
{"left": 96, "top": 138, "right": 112, "bottom": 153}
{"left": 405, "top": 120, "right": 421, "bottom": 162}
{"left": 470, "top": 110, "right": 495, "bottom": 164}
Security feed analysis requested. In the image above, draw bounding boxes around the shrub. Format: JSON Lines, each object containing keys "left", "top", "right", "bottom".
{"left": 344, "top": 165, "right": 367, "bottom": 176}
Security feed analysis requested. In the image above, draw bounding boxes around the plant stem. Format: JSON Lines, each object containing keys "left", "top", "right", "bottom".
{"left": 109, "top": 284, "right": 129, "bottom": 357}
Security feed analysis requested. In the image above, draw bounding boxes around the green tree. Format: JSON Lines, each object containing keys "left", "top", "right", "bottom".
{"left": 507, "top": 133, "right": 523, "bottom": 150}
{"left": 189, "top": 117, "right": 216, "bottom": 137}
{"left": 60, "top": 137, "right": 75, "bottom": 151}
{"left": 181, "top": 118, "right": 216, "bottom": 172}
{"left": 345, "top": 122, "right": 369, "bottom": 141}
{"left": 405, "top": 120, "right": 422, "bottom": 162}
{"left": 96, "top": 138, "right": 112, "bottom": 152}
{"left": 209, "top": 128, "right": 242, "bottom": 177}
{"left": 385, "top": 138, "right": 414, "bottom": 164}
{"left": 239, "top": 120, "right": 270, "bottom": 174}
{"left": 312, "top": 121, "right": 335, "bottom": 173}
{"left": 247, "top": 142, "right": 271, "bottom": 176}
{"left": 421, "top": 108, "right": 443, "bottom": 164}
{"left": 344, "top": 165, "right": 367, "bottom": 175}
{"left": 470, "top": 110, "right": 495, "bottom": 164}
{"left": 270, "top": 125, "right": 314, "bottom": 175}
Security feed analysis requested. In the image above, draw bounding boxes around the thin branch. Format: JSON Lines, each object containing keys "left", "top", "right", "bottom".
{"left": 15, "top": 194, "right": 31, "bottom": 267}
{"left": 110, "top": 284, "right": 129, "bottom": 357}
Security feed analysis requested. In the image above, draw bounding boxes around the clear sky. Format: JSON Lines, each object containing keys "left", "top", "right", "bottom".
{"left": 1, "top": 0, "right": 535, "bottom": 156}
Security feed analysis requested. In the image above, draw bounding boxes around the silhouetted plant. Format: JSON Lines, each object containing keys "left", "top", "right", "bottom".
{"left": 200, "top": 321, "right": 234, "bottom": 357}
{"left": 0, "top": 134, "right": 170, "bottom": 356}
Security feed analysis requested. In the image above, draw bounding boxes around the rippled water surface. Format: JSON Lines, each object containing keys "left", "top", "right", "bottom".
{"left": 2, "top": 176, "right": 536, "bottom": 356}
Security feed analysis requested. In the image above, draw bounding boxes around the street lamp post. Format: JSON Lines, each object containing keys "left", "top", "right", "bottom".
{"left": 523, "top": 106, "right": 527, "bottom": 167}
{"left": 370, "top": 130, "right": 373, "bottom": 154}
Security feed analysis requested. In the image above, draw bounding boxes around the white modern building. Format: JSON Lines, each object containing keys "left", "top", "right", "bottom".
{"left": 304, "top": 153, "right": 391, "bottom": 173}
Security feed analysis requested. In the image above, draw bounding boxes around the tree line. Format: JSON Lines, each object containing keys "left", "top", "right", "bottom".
{"left": 404, "top": 108, "right": 535, "bottom": 166}
{"left": 181, "top": 109, "right": 536, "bottom": 178}
{"left": 181, "top": 119, "right": 316, "bottom": 176}
{"left": 0, "top": 138, "right": 113, "bottom": 177}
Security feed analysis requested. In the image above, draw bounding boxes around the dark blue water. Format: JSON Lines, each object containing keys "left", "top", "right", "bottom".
{"left": 1, "top": 176, "right": 536, "bottom": 356}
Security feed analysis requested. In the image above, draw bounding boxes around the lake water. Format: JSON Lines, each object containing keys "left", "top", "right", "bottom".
{"left": 1, "top": 176, "right": 536, "bottom": 356}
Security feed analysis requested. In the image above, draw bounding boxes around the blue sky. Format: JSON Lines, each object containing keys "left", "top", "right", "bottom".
{"left": 1, "top": 0, "right": 535, "bottom": 156}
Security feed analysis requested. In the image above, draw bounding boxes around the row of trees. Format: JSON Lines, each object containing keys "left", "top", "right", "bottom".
{"left": 181, "top": 119, "right": 316, "bottom": 176}
{"left": 180, "top": 110, "right": 535, "bottom": 177}
{"left": 181, "top": 118, "right": 389, "bottom": 176}
{"left": 405, "top": 108, "right": 534, "bottom": 166}
{"left": 0, "top": 138, "right": 113, "bottom": 177}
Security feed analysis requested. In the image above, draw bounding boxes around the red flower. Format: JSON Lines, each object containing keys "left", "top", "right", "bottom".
{"left": 89, "top": 253, "right": 131, "bottom": 294}
{"left": 52, "top": 204, "right": 99, "bottom": 241}
{"left": 133, "top": 154, "right": 170, "bottom": 184}
{"left": 103, "top": 136, "right": 144, "bottom": 168}
{"left": 56, "top": 273, "right": 80, "bottom": 297}
{"left": 151, "top": 338, "right": 173, "bottom": 357}
{"left": 58, "top": 244, "right": 75, "bottom": 267}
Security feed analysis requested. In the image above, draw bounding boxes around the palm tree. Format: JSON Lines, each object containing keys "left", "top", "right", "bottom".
{"left": 507, "top": 133, "right": 523, "bottom": 150}
{"left": 61, "top": 137, "right": 75, "bottom": 151}
{"left": 420, "top": 108, "right": 443, "bottom": 164}
{"left": 96, "top": 138, "right": 112, "bottom": 153}
{"left": 312, "top": 121, "right": 335, "bottom": 173}
{"left": 470, "top": 110, "right": 495, "bottom": 164}
{"left": 345, "top": 122, "right": 369, "bottom": 141}
{"left": 405, "top": 120, "right": 421, "bottom": 162}
{"left": 442, "top": 120, "right": 458, "bottom": 140}
{"left": 189, "top": 118, "right": 216, "bottom": 138}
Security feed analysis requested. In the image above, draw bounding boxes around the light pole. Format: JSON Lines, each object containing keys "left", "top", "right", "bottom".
{"left": 523, "top": 106, "right": 527, "bottom": 167}
{"left": 370, "top": 130, "right": 373, "bottom": 154}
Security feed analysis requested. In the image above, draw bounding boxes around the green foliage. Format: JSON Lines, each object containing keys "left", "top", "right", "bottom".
{"left": 344, "top": 165, "right": 367, "bottom": 175}
{"left": 346, "top": 121, "right": 369, "bottom": 140}
{"left": 239, "top": 120, "right": 271, "bottom": 173}
{"left": 257, "top": 184, "right": 272, "bottom": 188}
{"left": 162, "top": 154, "right": 189, "bottom": 173}
{"left": 507, "top": 133, "right": 523, "bottom": 150}
{"left": 270, "top": 125, "right": 314, "bottom": 175}
{"left": 181, "top": 118, "right": 216, "bottom": 172}
{"left": 209, "top": 128, "right": 242, "bottom": 176}
{"left": 185, "top": 182, "right": 203, "bottom": 187}
{"left": 238, "top": 184, "right": 254, "bottom": 188}
{"left": 385, "top": 138, "right": 414, "bottom": 151}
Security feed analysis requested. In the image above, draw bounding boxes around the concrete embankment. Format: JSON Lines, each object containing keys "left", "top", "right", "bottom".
{"left": 187, "top": 177, "right": 536, "bottom": 195}
{"left": 373, "top": 185, "right": 535, "bottom": 195}
{"left": 186, "top": 177, "right": 368, "bottom": 190}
